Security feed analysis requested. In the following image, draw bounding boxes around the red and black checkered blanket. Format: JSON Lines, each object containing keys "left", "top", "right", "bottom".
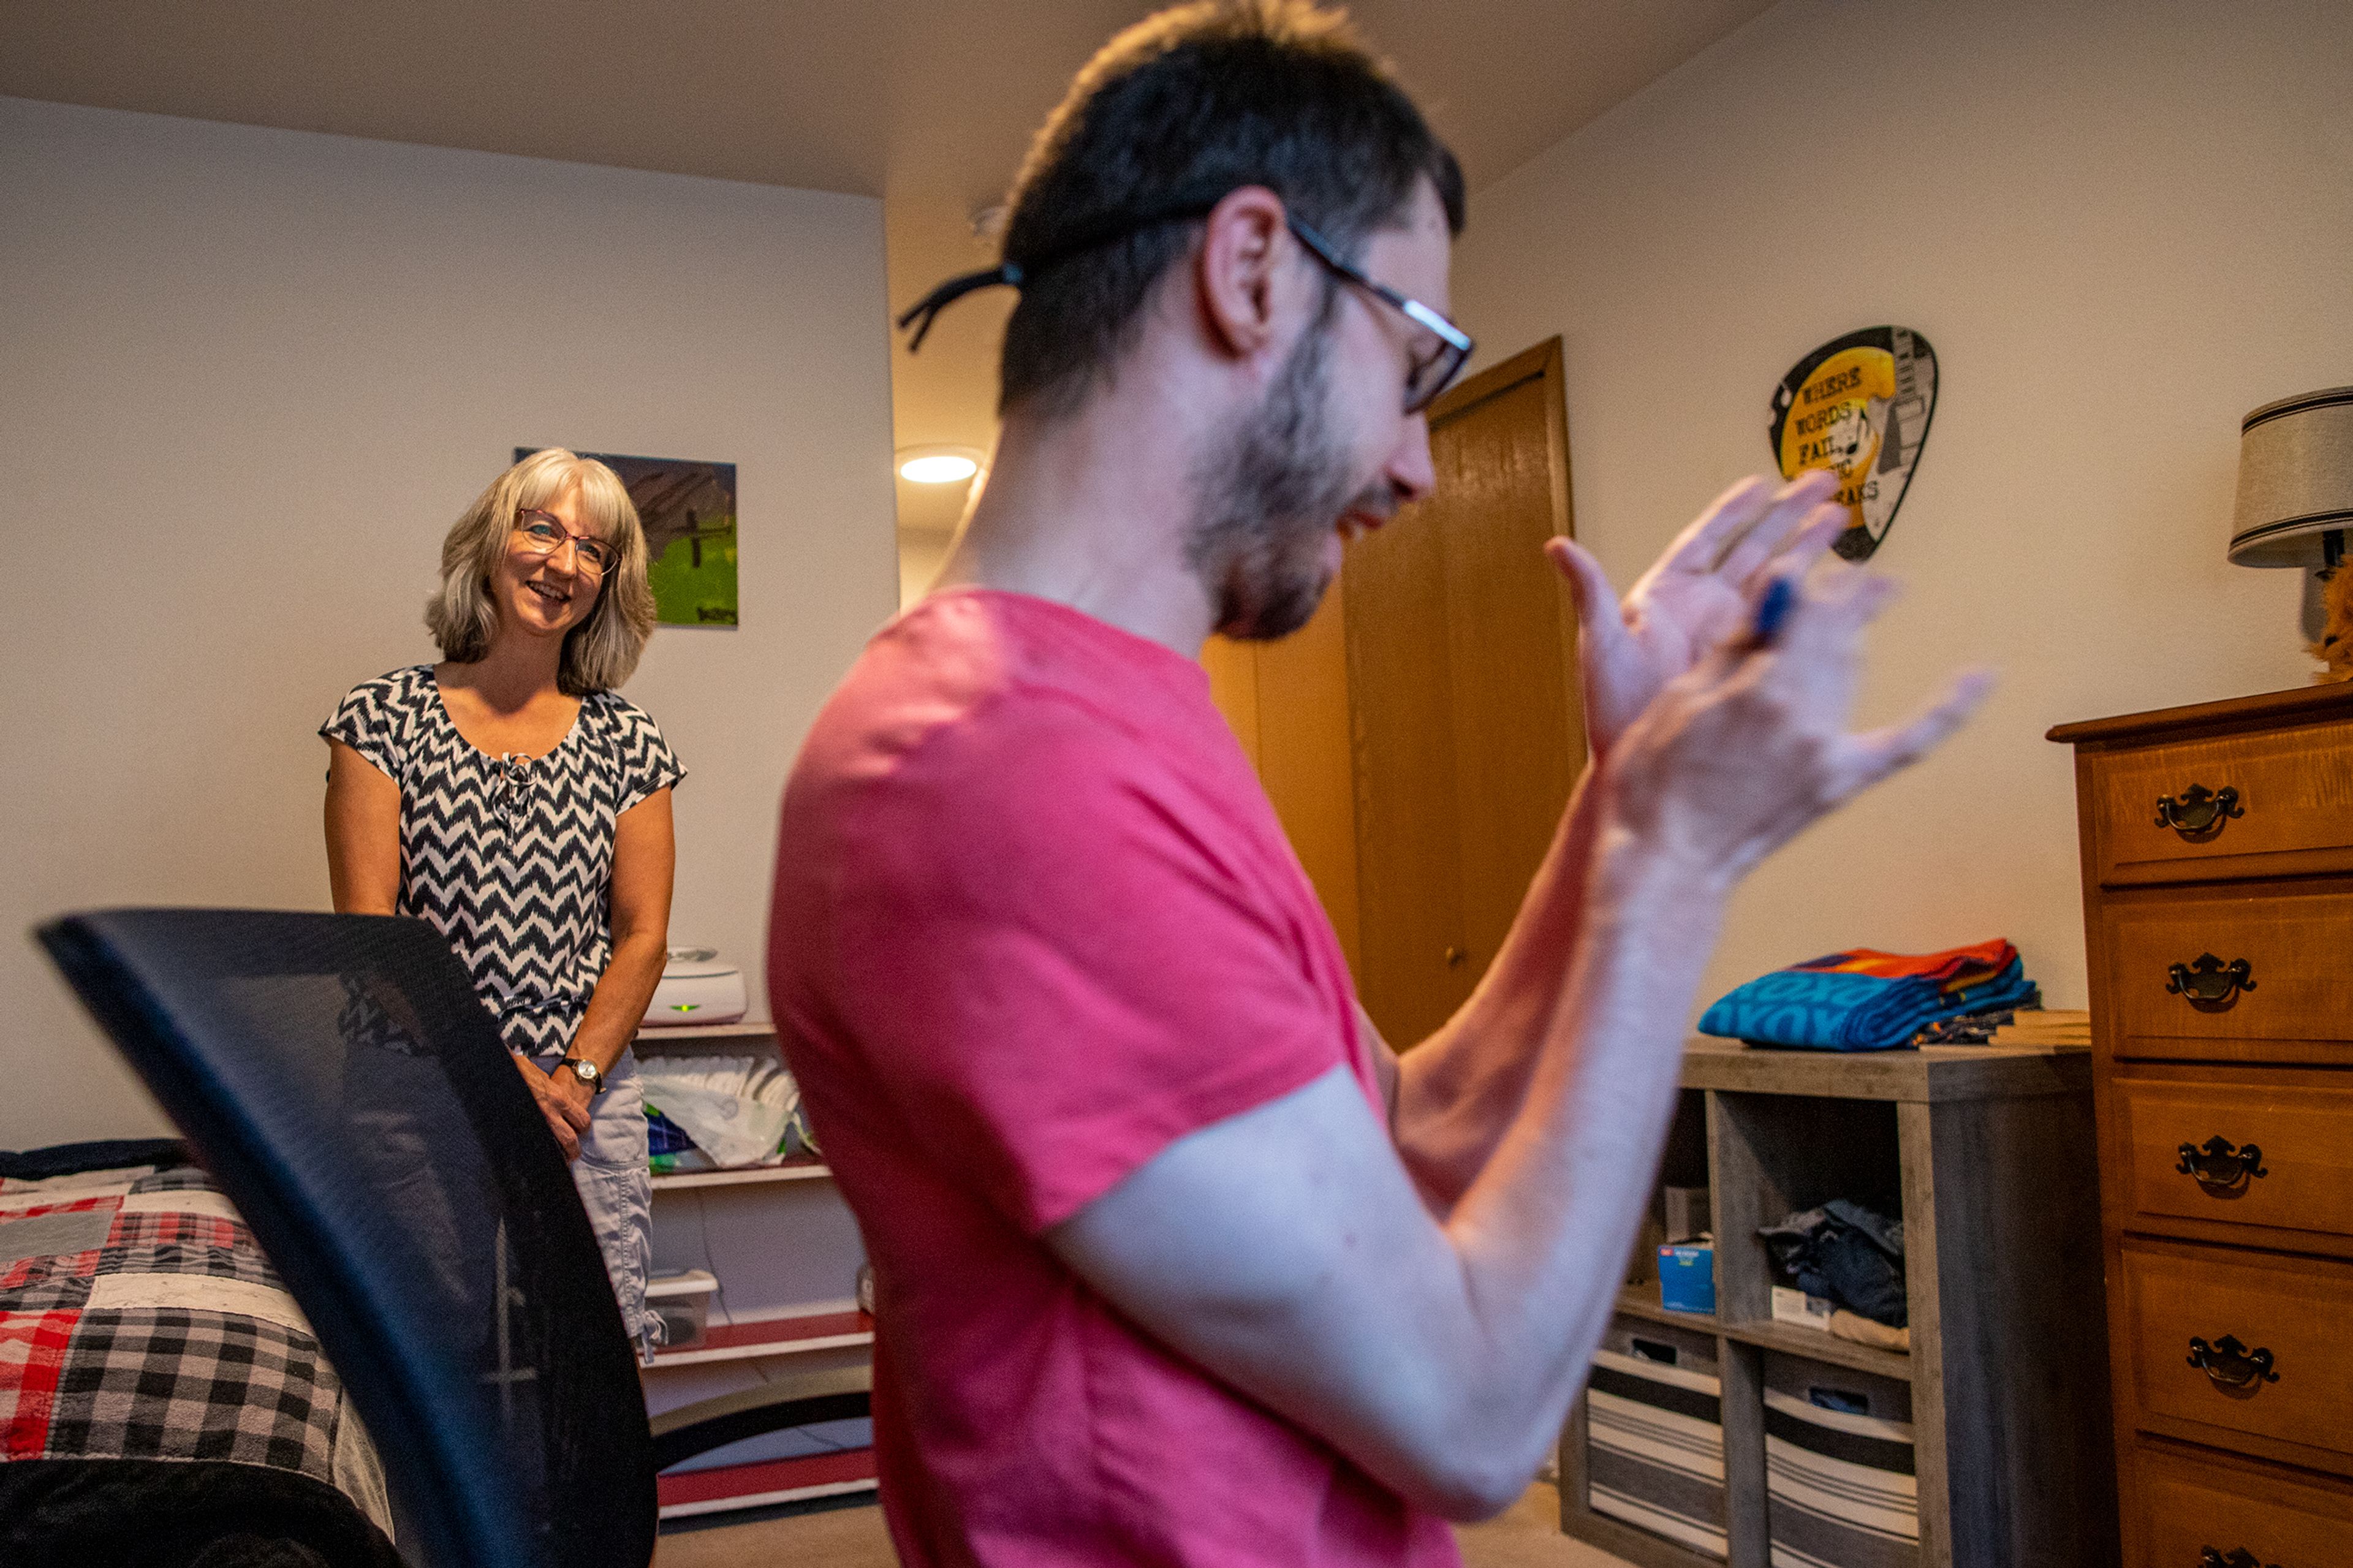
{"left": 0, "top": 1161, "right": 396, "bottom": 1555}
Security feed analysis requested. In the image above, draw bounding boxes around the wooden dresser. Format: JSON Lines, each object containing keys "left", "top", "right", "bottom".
{"left": 2052, "top": 685, "right": 2353, "bottom": 1568}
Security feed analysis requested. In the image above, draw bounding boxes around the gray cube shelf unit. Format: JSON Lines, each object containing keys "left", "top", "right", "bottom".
{"left": 1558, "top": 1039, "right": 2119, "bottom": 1568}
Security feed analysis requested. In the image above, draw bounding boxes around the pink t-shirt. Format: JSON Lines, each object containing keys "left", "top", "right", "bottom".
{"left": 769, "top": 589, "right": 1461, "bottom": 1568}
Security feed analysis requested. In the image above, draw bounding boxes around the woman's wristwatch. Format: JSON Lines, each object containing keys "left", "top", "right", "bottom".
{"left": 559, "top": 1057, "right": 606, "bottom": 1095}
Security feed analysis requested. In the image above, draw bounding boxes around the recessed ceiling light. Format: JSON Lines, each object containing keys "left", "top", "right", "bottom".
{"left": 900, "top": 453, "right": 980, "bottom": 484}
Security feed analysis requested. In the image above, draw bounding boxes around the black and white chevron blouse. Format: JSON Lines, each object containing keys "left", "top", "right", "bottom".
{"left": 321, "top": 665, "right": 685, "bottom": 1058}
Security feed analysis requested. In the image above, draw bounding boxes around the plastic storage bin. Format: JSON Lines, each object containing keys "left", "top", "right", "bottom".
{"left": 645, "top": 1268, "right": 719, "bottom": 1350}
{"left": 1585, "top": 1315, "right": 1727, "bottom": 1561}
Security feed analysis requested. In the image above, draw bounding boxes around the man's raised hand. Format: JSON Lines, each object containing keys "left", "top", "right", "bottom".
{"left": 1546, "top": 471, "right": 1849, "bottom": 758}
{"left": 1602, "top": 562, "right": 1993, "bottom": 889}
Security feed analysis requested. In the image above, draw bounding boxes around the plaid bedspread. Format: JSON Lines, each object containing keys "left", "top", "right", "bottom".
{"left": 0, "top": 1162, "right": 393, "bottom": 1539}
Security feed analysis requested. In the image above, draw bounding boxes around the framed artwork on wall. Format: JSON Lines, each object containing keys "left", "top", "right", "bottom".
{"left": 518, "top": 448, "right": 738, "bottom": 626}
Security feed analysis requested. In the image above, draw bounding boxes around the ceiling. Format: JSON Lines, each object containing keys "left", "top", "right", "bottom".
{"left": 0, "top": 0, "right": 1777, "bottom": 536}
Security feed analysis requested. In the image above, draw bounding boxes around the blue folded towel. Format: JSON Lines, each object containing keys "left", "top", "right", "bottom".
{"left": 1700, "top": 949, "right": 2036, "bottom": 1053}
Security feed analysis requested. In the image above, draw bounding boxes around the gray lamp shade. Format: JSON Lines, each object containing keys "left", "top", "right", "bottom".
{"left": 2229, "top": 386, "right": 2353, "bottom": 567}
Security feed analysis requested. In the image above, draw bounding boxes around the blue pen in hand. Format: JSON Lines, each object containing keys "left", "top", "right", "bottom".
{"left": 1748, "top": 575, "right": 1796, "bottom": 648}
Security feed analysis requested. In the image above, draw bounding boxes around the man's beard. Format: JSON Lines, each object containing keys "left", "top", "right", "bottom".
{"left": 1184, "top": 324, "right": 1387, "bottom": 642}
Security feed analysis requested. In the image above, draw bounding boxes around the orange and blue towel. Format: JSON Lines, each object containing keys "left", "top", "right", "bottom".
{"left": 1698, "top": 939, "right": 2033, "bottom": 1051}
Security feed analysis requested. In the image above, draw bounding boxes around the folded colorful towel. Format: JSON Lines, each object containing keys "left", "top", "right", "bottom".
{"left": 1699, "top": 940, "right": 2036, "bottom": 1051}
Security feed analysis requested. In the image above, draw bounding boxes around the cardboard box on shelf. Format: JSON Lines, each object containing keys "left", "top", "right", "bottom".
{"left": 1662, "top": 1184, "right": 1710, "bottom": 1244}
{"left": 1770, "top": 1284, "right": 1833, "bottom": 1331}
{"left": 1657, "top": 1241, "right": 1715, "bottom": 1314}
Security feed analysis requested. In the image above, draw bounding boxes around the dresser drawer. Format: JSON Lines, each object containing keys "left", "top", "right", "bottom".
{"left": 2131, "top": 1443, "right": 2353, "bottom": 1568}
{"left": 2113, "top": 1071, "right": 2353, "bottom": 1243}
{"left": 2105, "top": 891, "right": 2353, "bottom": 1062}
{"left": 2092, "top": 722, "right": 2353, "bottom": 887}
{"left": 2121, "top": 1238, "right": 2353, "bottom": 1473}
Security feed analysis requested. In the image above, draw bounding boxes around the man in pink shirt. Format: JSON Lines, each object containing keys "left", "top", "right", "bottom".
{"left": 769, "top": 3, "right": 1988, "bottom": 1563}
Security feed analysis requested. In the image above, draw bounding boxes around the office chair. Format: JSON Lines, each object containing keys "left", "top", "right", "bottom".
{"left": 37, "top": 909, "right": 871, "bottom": 1568}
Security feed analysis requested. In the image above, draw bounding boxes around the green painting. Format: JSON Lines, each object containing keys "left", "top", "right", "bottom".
{"left": 518, "top": 448, "right": 738, "bottom": 626}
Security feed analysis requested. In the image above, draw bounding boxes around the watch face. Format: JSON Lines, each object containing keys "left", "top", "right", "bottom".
{"left": 572, "top": 1060, "right": 600, "bottom": 1087}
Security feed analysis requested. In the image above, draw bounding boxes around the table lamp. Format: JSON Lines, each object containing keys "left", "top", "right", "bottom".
{"left": 2230, "top": 387, "right": 2353, "bottom": 567}
{"left": 2227, "top": 386, "right": 2353, "bottom": 680}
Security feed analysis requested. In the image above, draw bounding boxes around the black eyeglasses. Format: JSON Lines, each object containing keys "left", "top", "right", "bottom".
{"left": 898, "top": 189, "right": 1474, "bottom": 415}
{"left": 1281, "top": 214, "right": 1472, "bottom": 414}
{"left": 514, "top": 509, "right": 616, "bottom": 576}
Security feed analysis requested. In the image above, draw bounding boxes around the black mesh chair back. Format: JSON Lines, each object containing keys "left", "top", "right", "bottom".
{"left": 37, "top": 909, "right": 657, "bottom": 1568}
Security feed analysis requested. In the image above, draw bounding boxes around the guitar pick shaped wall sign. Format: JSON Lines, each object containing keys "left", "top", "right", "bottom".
{"left": 1768, "top": 326, "right": 1938, "bottom": 561}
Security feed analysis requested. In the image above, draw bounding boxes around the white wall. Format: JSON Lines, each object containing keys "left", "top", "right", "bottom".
{"left": 0, "top": 99, "right": 899, "bottom": 1148}
{"left": 1451, "top": 0, "right": 2353, "bottom": 1013}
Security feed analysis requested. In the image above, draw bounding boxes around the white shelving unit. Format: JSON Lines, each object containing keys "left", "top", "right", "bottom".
{"left": 644, "top": 1305, "right": 874, "bottom": 1369}
{"left": 636, "top": 1020, "right": 780, "bottom": 1046}
{"left": 634, "top": 1021, "right": 876, "bottom": 1518}
{"left": 650, "top": 1159, "right": 832, "bottom": 1192}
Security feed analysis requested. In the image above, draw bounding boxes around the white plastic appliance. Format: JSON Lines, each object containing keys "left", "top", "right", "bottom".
{"left": 644, "top": 946, "right": 748, "bottom": 1027}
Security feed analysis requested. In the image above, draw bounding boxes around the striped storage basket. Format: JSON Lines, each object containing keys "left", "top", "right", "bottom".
{"left": 1585, "top": 1317, "right": 1727, "bottom": 1559}
{"left": 1763, "top": 1353, "right": 1917, "bottom": 1568}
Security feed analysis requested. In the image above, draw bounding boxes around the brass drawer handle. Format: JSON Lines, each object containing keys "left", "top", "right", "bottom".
{"left": 2187, "top": 1334, "right": 2278, "bottom": 1390}
{"left": 2167, "top": 953, "right": 2254, "bottom": 1004}
{"left": 2155, "top": 783, "right": 2243, "bottom": 836}
{"left": 2199, "top": 1548, "right": 2278, "bottom": 1568}
{"left": 2175, "top": 1136, "right": 2267, "bottom": 1194}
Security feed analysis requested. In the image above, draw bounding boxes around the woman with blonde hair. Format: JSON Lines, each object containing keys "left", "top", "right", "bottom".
{"left": 321, "top": 448, "right": 682, "bottom": 1351}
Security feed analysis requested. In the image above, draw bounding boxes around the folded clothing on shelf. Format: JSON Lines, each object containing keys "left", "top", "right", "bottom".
{"left": 1760, "top": 1199, "right": 1907, "bottom": 1329}
{"left": 1906, "top": 990, "right": 2042, "bottom": 1045}
{"left": 1829, "top": 1308, "right": 1911, "bottom": 1353}
{"left": 1698, "top": 938, "right": 2037, "bottom": 1052}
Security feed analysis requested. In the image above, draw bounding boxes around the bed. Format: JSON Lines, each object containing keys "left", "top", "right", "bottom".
{"left": 0, "top": 1139, "right": 401, "bottom": 1567}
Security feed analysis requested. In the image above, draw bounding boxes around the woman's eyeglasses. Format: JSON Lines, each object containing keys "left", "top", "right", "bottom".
{"left": 514, "top": 510, "right": 616, "bottom": 576}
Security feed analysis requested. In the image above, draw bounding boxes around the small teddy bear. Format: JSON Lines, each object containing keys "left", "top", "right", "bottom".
{"left": 2313, "top": 566, "right": 2353, "bottom": 683}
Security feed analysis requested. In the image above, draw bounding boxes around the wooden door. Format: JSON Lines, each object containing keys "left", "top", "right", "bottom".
{"left": 1346, "top": 338, "right": 1582, "bottom": 1048}
{"left": 1204, "top": 585, "right": 1363, "bottom": 979}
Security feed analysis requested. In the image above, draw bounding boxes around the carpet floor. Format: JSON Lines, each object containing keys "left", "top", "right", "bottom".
{"left": 653, "top": 1482, "right": 1633, "bottom": 1568}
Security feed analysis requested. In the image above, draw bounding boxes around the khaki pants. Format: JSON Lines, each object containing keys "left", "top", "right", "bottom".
{"left": 536, "top": 1049, "right": 657, "bottom": 1356}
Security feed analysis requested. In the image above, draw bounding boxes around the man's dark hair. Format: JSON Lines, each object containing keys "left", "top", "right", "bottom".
{"left": 997, "top": 0, "right": 1464, "bottom": 418}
